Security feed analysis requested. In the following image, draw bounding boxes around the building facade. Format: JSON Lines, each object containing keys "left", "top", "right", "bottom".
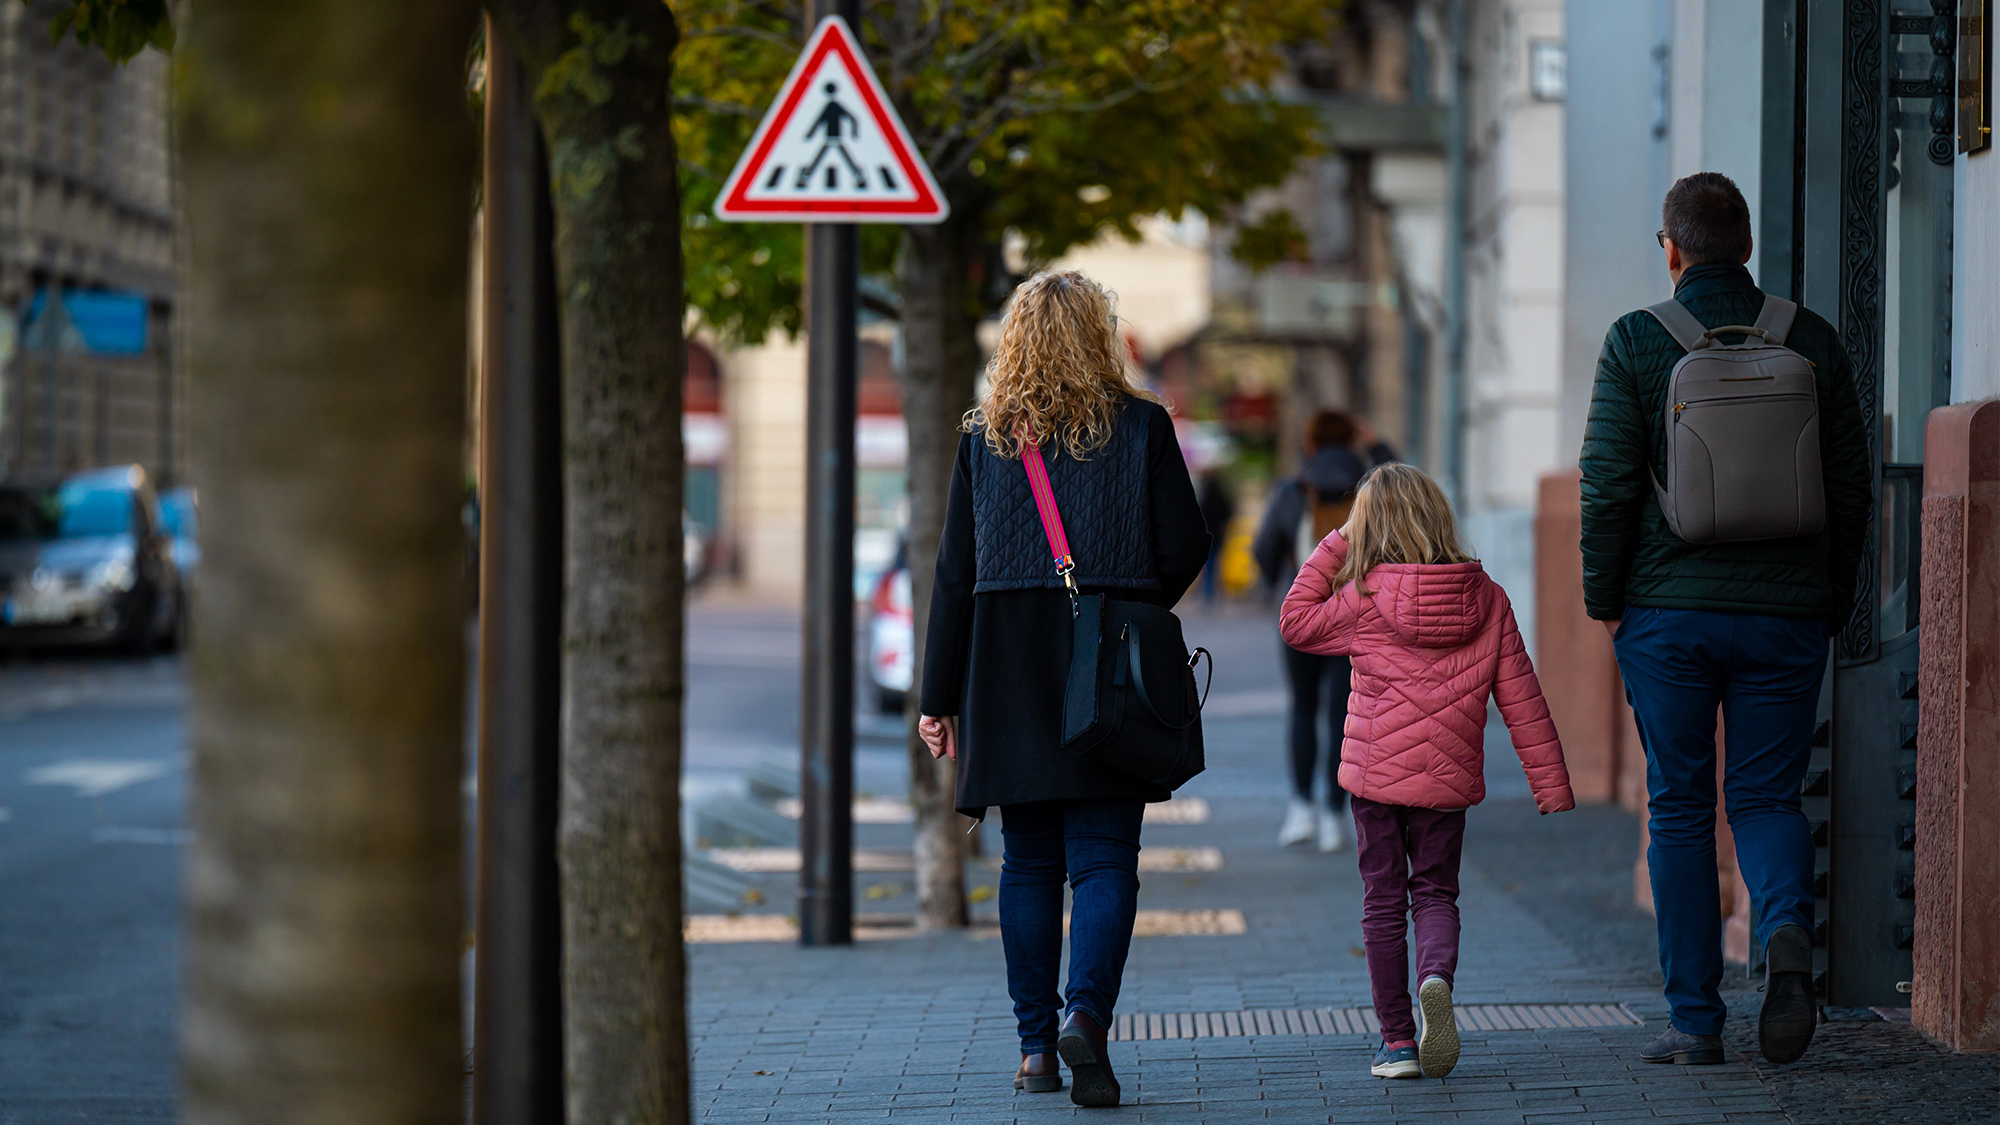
{"left": 0, "top": 2, "right": 177, "bottom": 483}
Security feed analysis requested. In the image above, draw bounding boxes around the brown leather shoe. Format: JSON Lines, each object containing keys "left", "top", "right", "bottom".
{"left": 1014, "top": 1052, "right": 1061, "bottom": 1093}
{"left": 1056, "top": 1011, "right": 1120, "bottom": 1107}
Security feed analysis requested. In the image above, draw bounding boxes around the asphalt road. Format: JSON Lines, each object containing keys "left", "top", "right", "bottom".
{"left": 0, "top": 653, "right": 185, "bottom": 1123}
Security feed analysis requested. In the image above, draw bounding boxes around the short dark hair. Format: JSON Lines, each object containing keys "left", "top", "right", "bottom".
{"left": 1306, "top": 410, "right": 1356, "bottom": 452}
{"left": 1662, "top": 172, "right": 1752, "bottom": 264}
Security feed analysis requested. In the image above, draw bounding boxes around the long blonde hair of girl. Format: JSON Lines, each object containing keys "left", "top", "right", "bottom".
{"left": 964, "top": 269, "right": 1154, "bottom": 460}
{"left": 1333, "top": 463, "right": 1475, "bottom": 595}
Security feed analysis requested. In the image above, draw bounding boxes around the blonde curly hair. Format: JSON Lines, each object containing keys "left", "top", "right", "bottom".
{"left": 964, "top": 270, "right": 1153, "bottom": 460}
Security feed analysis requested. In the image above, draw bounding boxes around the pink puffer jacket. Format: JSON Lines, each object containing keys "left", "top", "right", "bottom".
{"left": 1279, "top": 531, "right": 1574, "bottom": 814}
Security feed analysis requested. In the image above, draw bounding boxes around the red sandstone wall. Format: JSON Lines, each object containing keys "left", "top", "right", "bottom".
{"left": 1534, "top": 470, "right": 1749, "bottom": 964}
{"left": 1915, "top": 400, "right": 2000, "bottom": 1053}
{"left": 1533, "top": 471, "right": 1621, "bottom": 804}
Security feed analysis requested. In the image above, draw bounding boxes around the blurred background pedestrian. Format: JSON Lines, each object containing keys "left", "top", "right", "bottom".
{"left": 1252, "top": 409, "right": 1396, "bottom": 851}
{"left": 1196, "top": 472, "right": 1236, "bottom": 605}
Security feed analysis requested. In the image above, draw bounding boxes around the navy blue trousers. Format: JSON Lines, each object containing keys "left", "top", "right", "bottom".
{"left": 1613, "top": 607, "right": 1826, "bottom": 1036}
{"left": 998, "top": 800, "right": 1143, "bottom": 1053}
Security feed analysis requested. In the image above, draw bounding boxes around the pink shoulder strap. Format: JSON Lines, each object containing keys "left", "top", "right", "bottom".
{"left": 1020, "top": 438, "right": 1072, "bottom": 571}
{"left": 1020, "top": 438, "right": 1081, "bottom": 610}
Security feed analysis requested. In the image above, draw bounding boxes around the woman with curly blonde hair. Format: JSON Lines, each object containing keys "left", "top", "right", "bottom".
{"left": 916, "top": 269, "right": 1211, "bottom": 1107}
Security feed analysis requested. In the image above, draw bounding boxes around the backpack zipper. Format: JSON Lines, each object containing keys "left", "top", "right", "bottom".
{"left": 1675, "top": 390, "right": 1815, "bottom": 410}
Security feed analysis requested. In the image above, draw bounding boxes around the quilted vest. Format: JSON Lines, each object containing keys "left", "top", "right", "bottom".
{"left": 968, "top": 398, "right": 1159, "bottom": 594}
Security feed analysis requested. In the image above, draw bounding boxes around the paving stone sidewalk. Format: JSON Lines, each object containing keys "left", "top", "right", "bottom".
{"left": 688, "top": 613, "right": 1998, "bottom": 1124}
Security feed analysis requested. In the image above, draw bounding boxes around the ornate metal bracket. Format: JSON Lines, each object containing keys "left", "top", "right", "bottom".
{"left": 1888, "top": 2, "right": 1959, "bottom": 166}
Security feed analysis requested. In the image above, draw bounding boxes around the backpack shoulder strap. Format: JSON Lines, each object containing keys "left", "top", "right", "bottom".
{"left": 1752, "top": 294, "right": 1798, "bottom": 346}
{"left": 1646, "top": 298, "right": 1711, "bottom": 352}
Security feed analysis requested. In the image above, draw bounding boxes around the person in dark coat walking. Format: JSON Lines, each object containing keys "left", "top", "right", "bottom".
{"left": 1252, "top": 410, "right": 1396, "bottom": 851}
{"left": 917, "top": 270, "right": 1211, "bottom": 1108}
{"left": 1581, "top": 173, "right": 1870, "bottom": 1068}
{"left": 1196, "top": 473, "right": 1236, "bottom": 603}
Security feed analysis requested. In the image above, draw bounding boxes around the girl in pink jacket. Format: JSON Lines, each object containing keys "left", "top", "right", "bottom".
{"left": 1280, "top": 463, "right": 1574, "bottom": 1082}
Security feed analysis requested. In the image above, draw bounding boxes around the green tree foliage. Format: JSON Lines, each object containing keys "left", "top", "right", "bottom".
{"left": 26, "top": 0, "right": 173, "bottom": 61}
{"left": 673, "top": 0, "right": 1330, "bottom": 342}
{"left": 1231, "top": 207, "right": 1313, "bottom": 272}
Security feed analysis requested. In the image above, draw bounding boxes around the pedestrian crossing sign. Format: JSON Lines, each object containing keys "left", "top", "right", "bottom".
{"left": 713, "top": 16, "right": 948, "bottom": 224}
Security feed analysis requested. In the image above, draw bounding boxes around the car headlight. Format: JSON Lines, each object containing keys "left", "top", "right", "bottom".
{"left": 88, "top": 555, "right": 136, "bottom": 592}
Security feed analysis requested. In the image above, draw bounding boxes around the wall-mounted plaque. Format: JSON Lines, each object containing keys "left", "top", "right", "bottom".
{"left": 1962, "top": 0, "right": 1992, "bottom": 154}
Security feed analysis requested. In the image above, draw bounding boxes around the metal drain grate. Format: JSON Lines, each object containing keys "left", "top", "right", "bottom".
{"left": 1110, "top": 1004, "right": 1641, "bottom": 1041}
{"left": 685, "top": 908, "right": 1248, "bottom": 944}
{"left": 716, "top": 845, "right": 1225, "bottom": 873}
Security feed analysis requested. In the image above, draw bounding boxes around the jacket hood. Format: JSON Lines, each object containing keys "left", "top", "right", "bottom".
{"left": 1363, "top": 561, "right": 1490, "bottom": 648}
{"left": 1298, "top": 446, "right": 1369, "bottom": 497}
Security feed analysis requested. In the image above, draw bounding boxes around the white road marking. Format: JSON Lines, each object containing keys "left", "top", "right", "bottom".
{"left": 27, "top": 758, "right": 173, "bottom": 797}
{"left": 92, "top": 826, "right": 189, "bottom": 845}
{"left": 774, "top": 797, "right": 914, "bottom": 823}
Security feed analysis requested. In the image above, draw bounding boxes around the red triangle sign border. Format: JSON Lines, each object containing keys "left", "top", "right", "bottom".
{"left": 713, "top": 16, "right": 949, "bottom": 224}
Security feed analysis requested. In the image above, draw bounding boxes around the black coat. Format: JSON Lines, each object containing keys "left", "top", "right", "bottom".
{"left": 920, "top": 399, "right": 1211, "bottom": 815}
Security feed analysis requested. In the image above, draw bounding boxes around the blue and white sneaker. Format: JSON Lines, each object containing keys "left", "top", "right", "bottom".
{"left": 1370, "top": 1040, "right": 1421, "bottom": 1079}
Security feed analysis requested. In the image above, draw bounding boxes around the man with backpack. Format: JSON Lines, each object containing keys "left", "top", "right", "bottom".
{"left": 1581, "top": 172, "right": 1872, "bottom": 1067}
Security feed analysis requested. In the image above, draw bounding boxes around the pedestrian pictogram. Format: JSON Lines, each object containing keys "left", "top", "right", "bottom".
{"left": 714, "top": 16, "right": 948, "bottom": 223}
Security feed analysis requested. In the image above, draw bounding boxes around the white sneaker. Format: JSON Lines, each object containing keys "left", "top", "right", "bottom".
{"left": 1278, "top": 798, "right": 1315, "bottom": 847}
{"left": 1316, "top": 806, "right": 1350, "bottom": 852}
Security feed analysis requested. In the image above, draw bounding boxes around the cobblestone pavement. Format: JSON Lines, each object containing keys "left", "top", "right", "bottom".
{"left": 686, "top": 608, "right": 1999, "bottom": 1125}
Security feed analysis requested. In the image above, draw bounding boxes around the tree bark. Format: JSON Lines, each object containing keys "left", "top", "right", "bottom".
{"left": 176, "top": 4, "right": 478, "bottom": 1123}
{"left": 487, "top": 3, "right": 690, "bottom": 1121}
{"left": 897, "top": 204, "right": 987, "bottom": 931}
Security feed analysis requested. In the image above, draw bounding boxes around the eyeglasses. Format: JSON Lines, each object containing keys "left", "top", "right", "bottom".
{"left": 1656, "top": 230, "right": 1668, "bottom": 248}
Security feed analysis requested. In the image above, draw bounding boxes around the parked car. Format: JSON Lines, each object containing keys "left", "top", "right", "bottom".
{"left": 159, "top": 486, "right": 200, "bottom": 585}
{"left": 867, "top": 544, "right": 912, "bottom": 713}
{"left": 158, "top": 486, "right": 199, "bottom": 645}
{"left": 0, "top": 466, "right": 182, "bottom": 652}
{"left": 685, "top": 511, "right": 706, "bottom": 587}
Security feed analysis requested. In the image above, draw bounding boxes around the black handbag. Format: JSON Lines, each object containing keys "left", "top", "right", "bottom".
{"left": 1022, "top": 438, "right": 1209, "bottom": 791}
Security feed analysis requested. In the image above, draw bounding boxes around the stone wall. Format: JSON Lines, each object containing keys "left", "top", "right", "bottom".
{"left": 1533, "top": 468, "right": 1751, "bottom": 965}
{"left": 1914, "top": 400, "right": 2000, "bottom": 1052}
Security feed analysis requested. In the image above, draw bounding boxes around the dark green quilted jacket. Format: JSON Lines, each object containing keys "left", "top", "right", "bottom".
{"left": 1579, "top": 263, "right": 1872, "bottom": 623}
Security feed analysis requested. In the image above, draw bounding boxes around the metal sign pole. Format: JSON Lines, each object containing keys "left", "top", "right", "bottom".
{"left": 710, "top": 1, "right": 941, "bottom": 947}
{"left": 798, "top": 0, "right": 862, "bottom": 951}
{"left": 473, "top": 20, "right": 566, "bottom": 1120}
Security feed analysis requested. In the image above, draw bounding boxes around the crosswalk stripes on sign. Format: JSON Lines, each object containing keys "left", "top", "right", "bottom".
{"left": 713, "top": 16, "right": 948, "bottom": 224}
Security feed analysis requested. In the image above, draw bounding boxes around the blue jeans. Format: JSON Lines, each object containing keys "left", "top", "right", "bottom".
{"left": 998, "top": 800, "right": 1144, "bottom": 1053}
{"left": 1613, "top": 607, "right": 1826, "bottom": 1036}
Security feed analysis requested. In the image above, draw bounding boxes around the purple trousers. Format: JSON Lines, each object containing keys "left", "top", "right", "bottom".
{"left": 1351, "top": 794, "right": 1467, "bottom": 1043}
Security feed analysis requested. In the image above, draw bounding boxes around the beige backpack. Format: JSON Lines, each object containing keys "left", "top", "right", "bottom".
{"left": 1645, "top": 294, "right": 1826, "bottom": 544}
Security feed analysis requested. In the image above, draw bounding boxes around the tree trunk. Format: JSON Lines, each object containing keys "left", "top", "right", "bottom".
{"left": 488, "top": 3, "right": 690, "bottom": 1121}
{"left": 176, "top": 4, "right": 478, "bottom": 1122}
{"left": 897, "top": 205, "right": 986, "bottom": 931}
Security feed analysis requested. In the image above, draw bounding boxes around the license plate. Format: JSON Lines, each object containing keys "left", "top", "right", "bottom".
{"left": 2, "top": 595, "right": 71, "bottom": 626}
